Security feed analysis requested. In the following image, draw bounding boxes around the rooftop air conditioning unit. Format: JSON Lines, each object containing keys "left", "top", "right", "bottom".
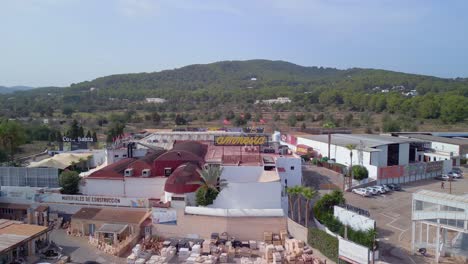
{"left": 142, "top": 169, "right": 151, "bottom": 177}
{"left": 124, "top": 168, "right": 133, "bottom": 177}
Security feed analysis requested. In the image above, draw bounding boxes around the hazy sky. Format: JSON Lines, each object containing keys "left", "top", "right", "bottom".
{"left": 1, "top": 0, "right": 467, "bottom": 87}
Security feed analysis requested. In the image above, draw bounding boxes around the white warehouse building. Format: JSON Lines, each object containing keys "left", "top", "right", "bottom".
{"left": 282, "top": 133, "right": 428, "bottom": 180}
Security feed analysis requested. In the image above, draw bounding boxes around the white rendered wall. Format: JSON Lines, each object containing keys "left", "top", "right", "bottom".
{"left": 83, "top": 179, "right": 125, "bottom": 197}
{"left": 210, "top": 182, "right": 282, "bottom": 209}
{"left": 275, "top": 157, "right": 302, "bottom": 187}
{"left": 431, "top": 142, "right": 460, "bottom": 156}
{"left": 221, "top": 166, "right": 264, "bottom": 182}
{"left": 124, "top": 177, "right": 166, "bottom": 199}
{"left": 83, "top": 177, "right": 166, "bottom": 199}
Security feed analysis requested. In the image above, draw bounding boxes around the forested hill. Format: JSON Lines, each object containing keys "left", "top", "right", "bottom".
{"left": 0, "top": 86, "right": 35, "bottom": 94}
{"left": 1, "top": 60, "right": 467, "bottom": 123}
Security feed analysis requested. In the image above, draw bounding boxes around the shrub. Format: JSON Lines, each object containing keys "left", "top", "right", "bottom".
{"left": 195, "top": 187, "right": 219, "bottom": 206}
{"left": 59, "top": 170, "right": 81, "bottom": 194}
{"left": 352, "top": 165, "right": 369, "bottom": 181}
{"left": 308, "top": 228, "right": 338, "bottom": 262}
{"left": 311, "top": 158, "right": 319, "bottom": 165}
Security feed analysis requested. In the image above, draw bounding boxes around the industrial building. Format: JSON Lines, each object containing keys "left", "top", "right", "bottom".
{"left": 393, "top": 133, "right": 468, "bottom": 166}
{"left": 412, "top": 190, "right": 468, "bottom": 263}
{"left": 0, "top": 219, "right": 51, "bottom": 263}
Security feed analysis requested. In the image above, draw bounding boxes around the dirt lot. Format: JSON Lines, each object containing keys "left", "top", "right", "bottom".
{"left": 303, "top": 165, "right": 468, "bottom": 264}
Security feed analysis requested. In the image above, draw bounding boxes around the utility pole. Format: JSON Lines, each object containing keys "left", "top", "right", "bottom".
{"left": 449, "top": 176, "right": 452, "bottom": 194}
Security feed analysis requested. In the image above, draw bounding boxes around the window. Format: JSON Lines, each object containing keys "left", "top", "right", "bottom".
{"left": 114, "top": 155, "right": 119, "bottom": 158}
{"left": 290, "top": 166, "right": 295, "bottom": 170}
{"left": 123, "top": 154, "right": 127, "bottom": 157}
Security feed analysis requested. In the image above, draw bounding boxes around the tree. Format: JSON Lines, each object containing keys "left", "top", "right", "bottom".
{"left": 287, "top": 186, "right": 302, "bottom": 222}
{"left": 193, "top": 166, "right": 227, "bottom": 206}
{"left": 322, "top": 122, "right": 336, "bottom": 159}
{"left": 175, "top": 114, "right": 187, "bottom": 125}
{"left": 59, "top": 170, "right": 81, "bottom": 194}
{"left": 225, "top": 110, "right": 235, "bottom": 121}
{"left": 86, "top": 130, "right": 92, "bottom": 138}
{"left": 233, "top": 115, "right": 247, "bottom": 126}
{"left": 301, "top": 187, "right": 317, "bottom": 227}
{"left": 0, "top": 119, "right": 26, "bottom": 161}
{"left": 440, "top": 95, "right": 468, "bottom": 123}
{"left": 151, "top": 112, "right": 161, "bottom": 124}
{"left": 343, "top": 113, "right": 353, "bottom": 127}
{"left": 92, "top": 131, "right": 98, "bottom": 142}
{"left": 287, "top": 113, "right": 297, "bottom": 127}
{"left": 66, "top": 120, "right": 81, "bottom": 139}
{"left": 345, "top": 144, "right": 356, "bottom": 190}
{"left": 244, "top": 112, "right": 252, "bottom": 120}
{"left": 62, "top": 106, "right": 74, "bottom": 117}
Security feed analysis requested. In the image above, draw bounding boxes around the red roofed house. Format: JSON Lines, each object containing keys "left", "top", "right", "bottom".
{"left": 82, "top": 142, "right": 207, "bottom": 201}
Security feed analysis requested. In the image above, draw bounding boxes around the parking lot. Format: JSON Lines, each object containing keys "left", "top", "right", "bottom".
{"left": 303, "top": 165, "right": 468, "bottom": 264}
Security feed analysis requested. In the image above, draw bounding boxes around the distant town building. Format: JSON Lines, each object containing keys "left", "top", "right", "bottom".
{"left": 145, "top": 98, "right": 167, "bottom": 104}
{"left": 255, "top": 97, "right": 292, "bottom": 104}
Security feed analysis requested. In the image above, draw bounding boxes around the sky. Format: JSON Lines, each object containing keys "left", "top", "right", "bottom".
{"left": 0, "top": 0, "right": 467, "bottom": 87}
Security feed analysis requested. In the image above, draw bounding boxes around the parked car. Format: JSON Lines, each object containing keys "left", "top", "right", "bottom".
{"left": 352, "top": 188, "right": 371, "bottom": 197}
{"left": 437, "top": 174, "right": 454, "bottom": 181}
{"left": 448, "top": 171, "right": 462, "bottom": 179}
{"left": 374, "top": 186, "right": 388, "bottom": 194}
{"left": 365, "top": 187, "right": 379, "bottom": 195}
{"left": 381, "top": 184, "right": 392, "bottom": 192}
{"left": 388, "top": 183, "right": 402, "bottom": 191}
{"left": 452, "top": 167, "right": 463, "bottom": 175}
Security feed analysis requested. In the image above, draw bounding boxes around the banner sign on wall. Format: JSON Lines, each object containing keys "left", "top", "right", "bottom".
{"left": 35, "top": 193, "right": 148, "bottom": 208}
{"left": 152, "top": 208, "right": 177, "bottom": 225}
{"left": 280, "top": 134, "right": 297, "bottom": 146}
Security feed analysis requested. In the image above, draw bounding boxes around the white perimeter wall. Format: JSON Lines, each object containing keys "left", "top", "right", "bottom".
{"left": 334, "top": 206, "right": 375, "bottom": 231}
{"left": 210, "top": 182, "right": 282, "bottom": 209}
{"left": 83, "top": 177, "right": 166, "bottom": 199}
{"left": 276, "top": 157, "right": 302, "bottom": 187}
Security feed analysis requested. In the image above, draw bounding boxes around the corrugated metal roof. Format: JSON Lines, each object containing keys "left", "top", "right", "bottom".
{"left": 298, "top": 134, "right": 424, "bottom": 150}
{"left": 403, "top": 134, "right": 468, "bottom": 146}
{"left": 415, "top": 190, "right": 468, "bottom": 204}
{"left": 97, "top": 223, "right": 128, "bottom": 234}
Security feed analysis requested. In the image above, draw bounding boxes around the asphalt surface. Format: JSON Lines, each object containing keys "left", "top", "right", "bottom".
{"left": 302, "top": 165, "right": 468, "bottom": 264}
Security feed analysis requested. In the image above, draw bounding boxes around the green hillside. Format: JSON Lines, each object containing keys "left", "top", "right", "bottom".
{"left": 1, "top": 60, "right": 467, "bottom": 125}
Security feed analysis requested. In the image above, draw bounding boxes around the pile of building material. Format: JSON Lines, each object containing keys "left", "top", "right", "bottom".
{"left": 283, "top": 239, "right": 322, "bottom": 264}
{"left": 240, "top": 257, "right": 267, "bottom": 264}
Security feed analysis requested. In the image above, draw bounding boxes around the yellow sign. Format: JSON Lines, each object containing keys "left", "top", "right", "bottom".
{"left": 214, "top": 135, "right": 268, "bottom": 146}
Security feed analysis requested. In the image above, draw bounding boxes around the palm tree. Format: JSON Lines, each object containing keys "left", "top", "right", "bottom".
{"left": 295, "top": 186, "right": 305, "bottom": 224}
{"left": 322, "top": 122, "right": 336, "bottom": 159}
{"left": 193, "top": 166, "right": 227, "bottom": 193}
{"left": 286, "top": 186, "right": 300, "bottom": 221}
{"left": 301, "top": 187, "right": 317, "bottom": 227}
{"left": 345, "top": 144, "right": 356, "bottom": 191}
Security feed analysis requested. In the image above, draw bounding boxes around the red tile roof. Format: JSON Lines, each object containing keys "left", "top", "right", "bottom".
{"left": 87, "top": 158, "right": 136, "bottom": 179}
{"left": 164, "top": 163, "right": 201, "bottom": 194}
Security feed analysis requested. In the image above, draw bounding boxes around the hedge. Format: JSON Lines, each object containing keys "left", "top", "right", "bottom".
{"left": 308, "top": 228, "right": 338, "bottom": 262}
{"left": 352, "top": 165, "right": 369, "bottom": 181}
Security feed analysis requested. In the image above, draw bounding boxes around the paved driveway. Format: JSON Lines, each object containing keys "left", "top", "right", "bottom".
{"left": 303, "top": 165, "right": 468, "bottom": 264}
{"left": 48, "top": 229, "right": 126, "bottom": 264}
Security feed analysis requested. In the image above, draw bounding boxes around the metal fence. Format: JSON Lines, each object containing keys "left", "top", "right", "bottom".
{"left": 0, "top": 167, "right": 59, "bottom": 187}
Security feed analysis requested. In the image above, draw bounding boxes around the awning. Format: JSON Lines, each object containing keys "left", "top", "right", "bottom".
{"left": 28, "top": 153, "right": 92, "bottom": 170}
{"left": 97, "top": 224, "right": 128, "bottom": 234}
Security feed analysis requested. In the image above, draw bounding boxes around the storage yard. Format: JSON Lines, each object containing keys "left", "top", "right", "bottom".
{"left": 126, "top": 232, "right": 324, "bottom": 264}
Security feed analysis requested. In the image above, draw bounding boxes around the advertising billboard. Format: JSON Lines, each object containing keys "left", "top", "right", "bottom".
{"left": 35, "top": 193, "right": 148, "bottom": 208}
{"left": 214, "top": 135, "right": 268, "bottom": 146}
